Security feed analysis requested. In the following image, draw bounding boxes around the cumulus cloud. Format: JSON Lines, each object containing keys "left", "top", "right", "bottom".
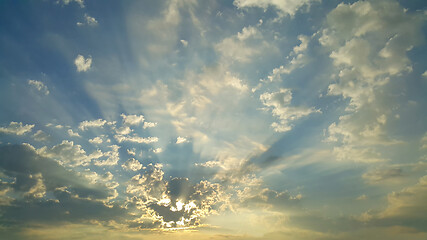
{"left": 266, "top": 35, "right": 310, "bottom": 82}
{"left": 67, "top": 129, "right": 81, "bottom": 137}
{"left": 114, "top": 135, "right": 158, "bottom": 144}
{"left": 121, "top": 113, "right": 145, "bottom": 125}
{"left": 422, "top": 70, "right": 427, "bottom": 79}
{"left": 216, "top": 25, "right": 271, "bottom": 63}
{"left": 143, "top": 121, "right": 157, "bottom": 129}
{"left": 0, "top": 122, "right": 34, "bottom": 135}
{"left": 32, "top": 130, "right": 50, "bottom": 142}
{"left": 260, "top": 88, "right": 319, "bottom": 132}
{"left": 320, "top": 0, "right": 424, "bottom": 109}
{"left": 77, "top": 13, "right": 98, "bottom": 26}
{"left": 28, "top": 80, "right": 49, "bottom": 95}
{"left": 78, "top": 119, "right": 107, "bottom": 131}
{"left": 89, "top": 136, "right": 103, "bottom": 144}
{"left": 37, "top": 140, "right": 101, "bottom": 167}
{"left": 58, "top": 0, "right": 85, "bottom": 8}
{"left": 233, "top": 0, "right": 317, "bottom": 17}
{"left": 180, "top": 39, "right": 188, "bottom": 47}
{"left": 122, "top": 158, "right": 143, "bottom": 171}
{"left": 93, "top": 145, "right": 120, "bottom": 166}
{"left": 74, "top": 54, "right": 92, "bottom": 72}
{"left": 176, "top": 136, "right": 188, "bottom": 144}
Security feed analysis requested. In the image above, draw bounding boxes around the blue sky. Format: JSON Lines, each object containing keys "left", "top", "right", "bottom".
{"left": 1, "top": 0, "right": 427, "bottom": 239}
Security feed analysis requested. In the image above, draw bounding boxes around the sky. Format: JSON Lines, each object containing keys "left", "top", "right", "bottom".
{"left": 0, "top": 0, "right": 427, "bottom": 239}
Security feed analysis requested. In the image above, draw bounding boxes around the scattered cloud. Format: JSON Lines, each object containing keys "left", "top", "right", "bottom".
{"left": 122, "top": 158, "right": 143, "bottom": 171}
{"left": 28, "top": 80, "right": 49, "bottom": 95}
{"left": 176, "top": 136, "right": 188, "bottom": 144}
{"left": 67, "top": 129, "right": 81, "bottom": 137}
{"left": 74, "top": 54, "right": 92, "bottom": 72}
{"left": 0, "top": 122, "right": 34, "bottom": 135}
{"left": 77, "top": 14, "right": 98, "bottom": 26}
{"left": 260, "top": 88, "right": 320, "bottom": 132}
{"left": 79, "top": 119, "right": 107, "bottom": 131}
{"left": 233, "top": 0, "right": 317, "bottom": 17}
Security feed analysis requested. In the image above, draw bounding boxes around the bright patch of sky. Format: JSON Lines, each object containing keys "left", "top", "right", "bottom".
{"left": 1, "top": 0, "right": 427, "bottom": 239}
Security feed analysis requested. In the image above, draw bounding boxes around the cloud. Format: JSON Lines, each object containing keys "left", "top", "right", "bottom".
{"left": 0, "top": 122, "right": 34, "bottom": 135}
{"left": 215, "top": 26, "right": 266, "bottom": 63}
{"left": 265, "top": 35, "right": 310, "bottom": 82}
{"left": 32, "top": 130, "right": 50, "bottom": 142}
{"left": 320, "top": 0, "right": 424, "bottom": 109}
{"left": 176, "top": 137, "right": 188, "bottom": 144}
{"left": 362, "top": 167, "right": 403, "bottom": 183}
{"left": 233, "top": 0, "right": 317, "bottom": 17}
{"left": 58, "top": 0, "right": 84, "bottom": 8}
{"left": 143, "top": 121, "right": 157, "bottom": 129}
{"left": 74, "top": 54, "right": 92, "bottom": 72}
{"left": 77, "top": 13, "right": 98, "bottom": 26}
{"left": 422, "top": 70, "right": 427, "bottom": 79}
{"left": 180, "top": 39, "right": 188, "bottom": 47}
{"left": 28, "top": 80, "right": 49, "bottom": 95}
{"left": 78, "top": 119, "right": 107, "bottom": 131}
{"left": 89, "top": 136, "right": 103, "bottom": 144}
{"left": 93, "top": 145, "right": 120, "bottom": 166}
{"left": 260, "top": 88, "right": 319, "bottom": 132}
{"left": 122, "top": 158, "right": 143, "bottom": 171}
{"left": 114, "top": 135, "right": 158, "bottom": 144}
{"left": 67, "top": 129, "right": 80, "bottom": 138}
{"left": 121, "top": 113, "right": 145, "bottom": 125}
{"left": 36, "top": 140, "right": 101, "bottom": 167}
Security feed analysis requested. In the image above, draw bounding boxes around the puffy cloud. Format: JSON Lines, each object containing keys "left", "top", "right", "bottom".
{"left": 0, "top": 122, "right": 34, "bottom": 135}
{"left": 216, "top": 26, "right": 267, "bottom": 63}
{"left": 122, "top": 158, "right": 143, "bottom": 171}
{"left": 74, "top": 54, "right": 92, "bottom": 72}
{"left": 422, "top": 70, "right": 427, "bottom": 79}
{"left": 77, "top": 13, "right": 98, "bottom": 26}
{"left": 93, "top": 145, "right": 120, "bottom": 166}
{"left": 120, "top": 113, "right": 145, "bottom": 125}
{"left": 233, "top": 0, "right": 317, "bottom": 17}
{"left": 114, "top": 134, "right": 158, "bottom": 144}
{"left": 89, "top": 136, "right": 103, "bottom": 144}
{"left": 28, "top": 80, "right": 49, "bottom": 95}
{"left": 176, "top": 136, "right": 188, "bottom": 144}
{"left": 260, "top": 88, "right": 319, "bottom": 132}
{"left": 78, "top": 119, "right": 107, "bottom": 131}
{"left": 67, "top": 129, "right": 81, "bottom": 137}
{"left": 180, "top": 39, "right": 188, "bottom": 47}
{"left": 58, "top": 0, "right": 85, "bottom": 8}
{"left": 320, "top": 0, "right": 424, "bottom": 109}
{"left": 143, "top": 121, "right": 157, "bottom": 129}
{"left": 32, "top": 130, "right": 50, "bottom": 142}
{"left": 24, "top": 173, "right": 46, "bottom": 199}
{"left": 37, "top": 140, "right": 101, "bottom": 167}
{"left": 265, "top": 35, "right": 310, "bottom": 82}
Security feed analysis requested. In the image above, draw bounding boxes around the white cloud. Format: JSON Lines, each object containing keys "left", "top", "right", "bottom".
{"left": 266, "top": 35, "right": 310, "bottom": 82}
{"left": 176, "top": 137, "right": 188, "bottom": 144}
{"left": 320, "top": 0, "right": 424, "bottom": 109}
{"left": 67, "top": 129, "right": 81, "bottom": 137}
{"left": 89, "top": 136, "right": 103, "bottom": 145}
{"left": 58, "top": 0, "right": 84, "bottom": 8}
{"left": 78, "top": 119, "right": 107, "bottom": 131}
{"left": 37, "top": 140, "right": 100, "bottom": 167}
{"left": 32, "top": 130, "right": 50, "bottom": 142}
{"left": 93, "top": 145, "right": 120, "bottom": 166}
{"left": 215, "top": 26, "right": 269, "bottom": 63}
{"left": 0, "top": 122, "right": 34, "bottom": 135}
{"left": 114, "top": 134, "right": 158, "bottom": 144}
{"left": 127, "top": 148, "right": 136, "bottom": 156}
{"left": 260, "top": 88, "right": 319, "bottom": 132}
{"left": 24, "top": 173, "right": 46, "bottom": 199}
{"left": 28, "top": 80, "right": 49, "bottom": 95}
{"left": 120, "top": 113, "right": 145, "bottom": 125}
{"left": 122, "top": 158, "right": 143, "bottom": 171}
{"left": 74, "top": 54, "right": 92, "bottom": 72}
{"left": 422, "top": 70, "right": 427, "bottom": 79}
{"left": 233, "top": 0, "right": 317, "bottom": 17}
{"left": 180, "top": 39, "right": 188, "bottom": 47}
{"left": 77, "top": 13, "right": 98, "bottom": 26}
{"left": 143, "top": 121, "right": 157, "bottom": 129}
